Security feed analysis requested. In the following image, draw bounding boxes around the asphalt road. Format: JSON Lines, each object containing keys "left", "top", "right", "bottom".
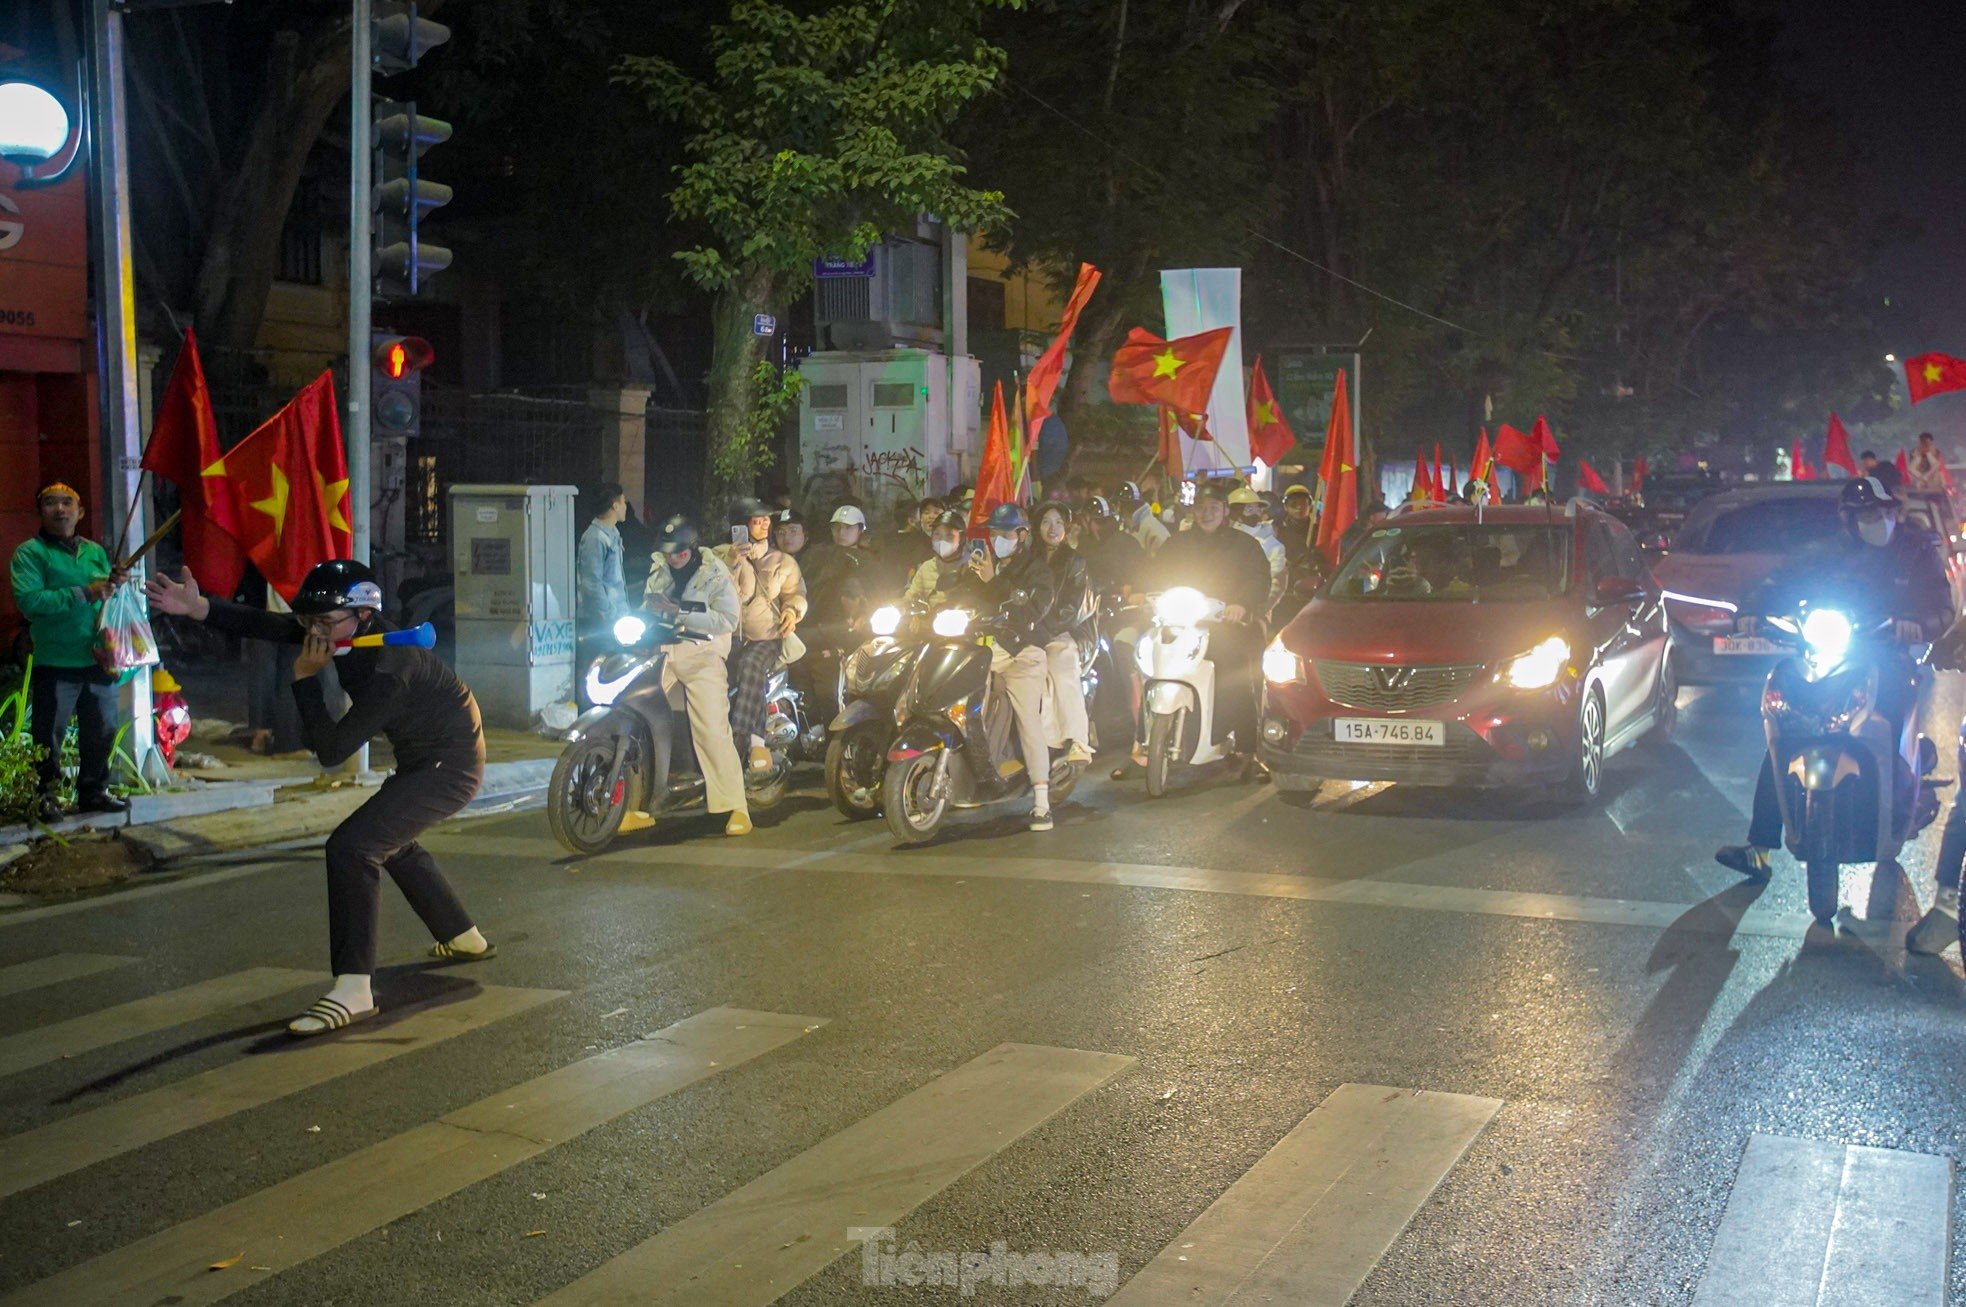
{"left": 1, "top": 677, "right": 1963, "bottom": 1305}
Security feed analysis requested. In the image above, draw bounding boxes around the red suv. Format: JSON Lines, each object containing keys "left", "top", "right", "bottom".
{"left": 1259, "top": 503, "right": 1674, "bottom": 801}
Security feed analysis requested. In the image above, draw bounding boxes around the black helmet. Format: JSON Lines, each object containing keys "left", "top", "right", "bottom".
{"left": 291, "top": 559, "right": 382, "bottom": 616}
{"left": 656, "top": 514, "right": 699, "bottom": 553}
{"left": 775, "top": 507, "right": 806, "bottom": 527}
{"left": 1087, "top": 494, "right": 1115, "bottom": 520}
{"left": 1118, "top": 480, "right": 1144, "bottom": 505}
{"left": 1839, "top": 475, "right": 1899, "bottom": 515}
{"left": 934, "top": 508, "right": 968, "bottom": 533}
{"left": 986, "top": 503, "right": 1028, "bottom": 532}
{"left": 729, "top": 496, "right": 771, "bottom": 525}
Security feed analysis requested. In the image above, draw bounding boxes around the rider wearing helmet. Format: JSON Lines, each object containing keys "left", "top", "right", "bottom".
{"left": 716, "top": 497, "right": 807, "bottom": 773}
{"left": 1228, "top": 485, "right": 1288, "bottom": 617}
{"left": 1034, "top": 499, "right": 1096, "bottom": 766}
{"left": 969, "top": 503, "right": 1061, "bottom": 830}
{"left": 144, "top": 559, "right": 495, "bottom": 1036}
{"left": 645, "top": 513, "right": 751, "bottom": 835}
{"left": 901, "top": 508, "right": 976, "bottom": 607}
{"left": 1717, "top": 475, "right": 1954, "bottom": 879}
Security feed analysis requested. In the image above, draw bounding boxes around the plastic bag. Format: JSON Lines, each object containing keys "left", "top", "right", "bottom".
{"left": 95, "top": 580, "right": 161, "bottom": 678}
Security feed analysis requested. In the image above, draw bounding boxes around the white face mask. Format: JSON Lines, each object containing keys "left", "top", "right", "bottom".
{"left": 932, "top": 536, "right": 960, "bottom": 559}
{"left": 990, "top": 534, "right": 1019, "bottom": 559}
{"left": 1857, "top": 517, "right": 1894, "bottom": 547}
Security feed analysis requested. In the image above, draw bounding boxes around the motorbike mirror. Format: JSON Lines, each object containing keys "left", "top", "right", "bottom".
{"left": 1592, "top": 576, "right": 1646, "bottom": 607}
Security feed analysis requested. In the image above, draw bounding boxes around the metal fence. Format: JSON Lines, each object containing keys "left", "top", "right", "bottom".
{"left": 405, "top": 387, "right": 608, "bottom": 548}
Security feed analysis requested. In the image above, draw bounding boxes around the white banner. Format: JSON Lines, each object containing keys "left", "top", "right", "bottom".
{"left": 1159, "top": 268, "right": 1250, "bottom": 471}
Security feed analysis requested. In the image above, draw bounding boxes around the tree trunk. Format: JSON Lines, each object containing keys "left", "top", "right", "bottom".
{"left": 701, "top": 267, "right": 778, "bottom": 509}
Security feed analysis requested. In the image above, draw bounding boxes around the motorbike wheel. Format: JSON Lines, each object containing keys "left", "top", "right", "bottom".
{"left": 1803, "top": 790, "right": 1839, "bottom": 926}
{"left": 826, "top": 727, "right": 883, "bottom": 821}
{"left": 548, "top": 734, "right": 639, "bottom": 855}
{"left": 747, "top": 759, "right": 790, "bottom": 811}
{"left": 1049, "top": 756, "right": 1084, "bottom": 803}
{"left": 883, "top": 752, "right": 949, "bottom": 845}
{"left": 1145, "top": 709, "right": 1181, "bottom": 799}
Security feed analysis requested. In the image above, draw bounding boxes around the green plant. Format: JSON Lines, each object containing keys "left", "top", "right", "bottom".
{"left": 0, "top": 657, "right": 45, "bottom": 824}
{"left": 109, "top": 721, "right": 155, "bottom": 796}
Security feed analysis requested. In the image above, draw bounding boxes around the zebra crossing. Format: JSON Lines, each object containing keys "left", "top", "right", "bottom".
{"left": 0, "top": 950, "right": 1953, "bottom": 1305}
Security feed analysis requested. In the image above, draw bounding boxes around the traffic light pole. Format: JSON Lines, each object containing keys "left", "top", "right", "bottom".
{"left": 347, "top": 0, "right": 374, "bottom": 777}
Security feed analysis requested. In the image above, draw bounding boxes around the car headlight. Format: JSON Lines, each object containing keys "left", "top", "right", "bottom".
{"left": 1501, "top": 636, "right": 1571, "bottom": 690}
{"left": 1156, "top": 586, "right": 1210, "bottom": 627}
{"left": 585, "top": 654, "right": 649, "bottom": 706}
{"left": 869, "top": 605, "right": 901, "bottom": 637}
{"left": 932, "top": 608, "right": 972, "bottom": 637}
{"left": 1801, "top": 609, "right": 1853, "bottom": 663}
{"left": 613, "top": 613, "right": 649, "bottom": 645}
{"left": 1262, "top": 637, "right": 1304, "bottom": 685}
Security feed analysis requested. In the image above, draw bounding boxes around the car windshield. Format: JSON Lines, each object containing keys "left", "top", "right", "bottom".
{"left": 1326, "top": 524, "right": 1572, "bottom": 602}
{"left": 1673, "top": 495, "right": 1840, "bottom": 555}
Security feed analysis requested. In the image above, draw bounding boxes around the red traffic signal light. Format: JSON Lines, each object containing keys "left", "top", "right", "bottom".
{"left": 372, "top": 335, "right": 434, "bottom": 380}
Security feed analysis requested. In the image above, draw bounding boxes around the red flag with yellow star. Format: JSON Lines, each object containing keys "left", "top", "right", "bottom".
{"left": 204, "top": 372, "right": 353, "bottom": 600}
{"left": 1107, "top": 326, "right": 1232, "bottom": 415}
{"left": 139, "top": 329, "right": 250, "bottom": 596}
{"left": 969, "top": 381, "right": 1016, "bottom": 536}
{"left": 1907, "top": 353, "right": 1966, "bottom": 404}
{"left": 1245, "top": 355, "right": 1297, "bottom": 466}
{"left": 1313, "top": 369, "right": 1356, "bottom": 564}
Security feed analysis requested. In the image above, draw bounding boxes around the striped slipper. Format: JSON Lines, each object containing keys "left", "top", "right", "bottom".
{"left": 428, "top": 940, "right": 497, "bottom": 962}
{"left": 287, "top": 997, "right": 378, "bottom": 1038}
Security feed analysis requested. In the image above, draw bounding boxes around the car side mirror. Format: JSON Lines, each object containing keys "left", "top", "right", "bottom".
{"left": 1593, "top": 576, "right": 1646, "bottom": 607}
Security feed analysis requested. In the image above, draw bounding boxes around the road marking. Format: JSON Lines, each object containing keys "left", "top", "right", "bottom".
{"left": 0, "top": 953, "right": 137, "bottom": 997}
{"left": 0, "top": 861, "right": 312, "bottom": 931}
{"left": 538, "top": 1041, "right": 1134, "bottom": 1306}
{"left": 1694, "top": 1134, "right": 1952, "bottom": 1306}
{"left": 443, "top": 834, "right": 1825, "bottom": 943}
{"left": 1109, "top": 1083, "right": 1500, "bottom": 1305}
{"left": 0, "top": 967, "right": 322, "bottom": 1081}
{"left": 0, "top": 983, "right": 566, "bottom": 1201}
{"left": 0, "top": 1006, "right": 826, "bottom": 1307}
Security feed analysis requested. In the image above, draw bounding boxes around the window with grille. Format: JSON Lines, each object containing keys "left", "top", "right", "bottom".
{"left": 278, "top": 174, "right": 326, "bottom": 286}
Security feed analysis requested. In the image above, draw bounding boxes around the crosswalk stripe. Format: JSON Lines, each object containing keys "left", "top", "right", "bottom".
{"left": 0, "top": 1006, "right": 825, "bottom": 1307}
{"left": 0, "top": 953, "right": 138, "bottom": 998}
{"left": 537, "top": 1041, "right": 1134, "bottom": 1306}
{"left": 0, "top": 967, "right": 321, "bottom": 1081}
{"left": 0, "top": 983, "right": 566, "bottom": 1201}
{"left": 1109, "top": 1083, "right": 1500, "bottom": 1305}
{"left": 1694, "top": 1134, "right": 1952, "bottom": 1306}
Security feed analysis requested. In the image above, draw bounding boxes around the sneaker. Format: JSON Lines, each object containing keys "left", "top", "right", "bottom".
{"left": 1029, "top": 807, "right": 1053, "bottom": 832}
{"left": 77, "top": 791, "right": 131, "bottom": 815}
{"left": 1714, "top": 844, "right": 1772, "bottom": 879}
{"left": 1065, "top": 740, "right": 1092, "bottom": 765}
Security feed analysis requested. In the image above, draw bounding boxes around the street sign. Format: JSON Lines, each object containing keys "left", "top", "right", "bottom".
{"left": 753, "top": 313, "right": 777, "bottom": 336}
{"left": 813, "top": 253, "right": 874, "bottom": 279}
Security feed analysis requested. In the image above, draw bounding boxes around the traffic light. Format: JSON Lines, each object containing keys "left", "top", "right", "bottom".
{"left": 372, "top": 334, "right": 435, "bottom": 438}
{"left": 371, "top": 3, "right": 453, "bottom": 298}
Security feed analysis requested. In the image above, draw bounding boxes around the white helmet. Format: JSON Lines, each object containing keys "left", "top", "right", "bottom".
{"left": 831, "top": 505, "right": 868, "bottom": 528}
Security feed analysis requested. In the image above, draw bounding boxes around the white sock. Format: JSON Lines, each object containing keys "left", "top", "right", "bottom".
{"left": 446, "top": 927, "right": 489, "bottom": 955}
{"left": 1032, "top": 782, "right": 1050, "bottom": 814}
{"left": 325, "top": 974, "right": 373, "bottom": 1013}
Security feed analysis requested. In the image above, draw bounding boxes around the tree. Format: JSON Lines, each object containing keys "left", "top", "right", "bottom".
{"left": 618, "top": 0, "right": 1016, "bottom": 505}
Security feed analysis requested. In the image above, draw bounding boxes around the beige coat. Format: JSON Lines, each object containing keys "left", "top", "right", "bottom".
{"left": 714, "top": 543, "right": 808, "bottom": 642}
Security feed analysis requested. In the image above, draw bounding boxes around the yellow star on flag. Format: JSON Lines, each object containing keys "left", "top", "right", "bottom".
{"left": 1926, "top": 362, "right": 1944, "bottom": 384}
{"left": 316, "top": 468, "right": 352, "bottom": 534}
{"left": 200, "top": 455, "right": 226, "bottom": 479}
{"left": 1254, "top": 400, "right": 1280, "bottom": 426}
{"left": 251, "top": 462, "right": 291, "bottom": 543}
{"left": 1151, "top": 348, "right": 1185, "bottom": 379}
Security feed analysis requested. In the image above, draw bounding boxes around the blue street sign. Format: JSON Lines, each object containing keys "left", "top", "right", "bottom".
{"left": 753, "top": 314, "right": 777, "bottom": 336}
{"left": 813, "top": 253, "right": 875, "bottom": 279}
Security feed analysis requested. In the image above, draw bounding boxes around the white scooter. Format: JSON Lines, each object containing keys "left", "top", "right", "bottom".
{"left": 1136, "top": 587, "right": 1233, "bottom": 797}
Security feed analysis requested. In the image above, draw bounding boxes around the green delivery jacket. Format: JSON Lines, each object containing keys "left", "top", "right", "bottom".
{"left": 9, "top": 533, "right": 113, "bottom": 669}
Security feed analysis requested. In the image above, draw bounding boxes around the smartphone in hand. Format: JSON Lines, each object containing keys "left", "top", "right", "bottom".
{"left": 730, "top": 524, "right": 750, "bottom": 546}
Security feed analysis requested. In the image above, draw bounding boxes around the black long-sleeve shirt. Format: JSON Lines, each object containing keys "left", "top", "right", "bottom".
{"left": 1146, "top": 522, "right": 1274, "bottom": 618}
{"left": 203, "top": 598, "right": 483, "bottom": 771}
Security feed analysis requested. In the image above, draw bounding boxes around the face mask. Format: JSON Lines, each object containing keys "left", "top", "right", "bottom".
{"left": 1857, "top": 517, "right": 1893, "bottom": 547}
{"left": 991, "top": 535, "right": 1018, "bottom": 559}
{"left": 932, "top": 537, "right": 960, "bottom": 559}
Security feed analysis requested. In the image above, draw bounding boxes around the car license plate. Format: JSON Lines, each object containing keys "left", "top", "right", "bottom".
{"left": 1335, "top": 718, "right": 1444, "bottom": 746}
{"left": 1713, "top": 635, "right": 1785, "bottom": 655}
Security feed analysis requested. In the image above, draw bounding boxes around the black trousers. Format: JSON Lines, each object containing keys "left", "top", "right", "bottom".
{"left": 322, "top": 761, "right": 481, "bottom": 976}
{"left": 30, "top": 665, "right": 118, "bottom": 797}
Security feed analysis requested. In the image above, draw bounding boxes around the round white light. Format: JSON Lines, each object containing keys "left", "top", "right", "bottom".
{"left": 1801, "top": 609, "right": 1852, "bottom": 662}
{"left": 0, "top": 81, "right": 71, "bottom": 163}
{"left": 869, "top": 605, "right": 901, "bottom": 637}
{"left": 612, "top": 613, "right": 649, "bottom": 645}
{"left": 1503, "top": 636, "right": 1571, "bottom": 690}
{"left": 1262, "top": 638, "right": 1303, "bottom": 685}
{"left": 931, "top": 608, "right": 971, "bottom": 638}
{"left": 1156, "top": 587, "right": 1210, "bottom": 627}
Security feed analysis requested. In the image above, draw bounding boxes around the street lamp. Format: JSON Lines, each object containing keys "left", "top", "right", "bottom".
{"left": 0, "top": 79, "right": 75, "bottom": 182}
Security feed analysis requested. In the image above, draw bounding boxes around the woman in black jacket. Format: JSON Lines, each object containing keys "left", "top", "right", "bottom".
{"left": 1033, "top": 500, "right": 1093, "bottom": 765}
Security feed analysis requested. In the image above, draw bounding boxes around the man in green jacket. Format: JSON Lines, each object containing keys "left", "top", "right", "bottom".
{"left": 9, "top": 482, "right": 129, "bottom": 822}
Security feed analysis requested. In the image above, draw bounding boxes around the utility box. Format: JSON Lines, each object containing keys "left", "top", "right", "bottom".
{"left": 449, "top": 484, "right": 578, "bottom": 729}
{"left": 796, "top": 348, "right": 978, "bottom": 524}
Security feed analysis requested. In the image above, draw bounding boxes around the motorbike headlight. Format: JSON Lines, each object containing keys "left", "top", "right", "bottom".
{"left": 1262, "top": 637, "right": 1304, "bottom": 685}
{"left": 585, "top": 654, "right": 648, "bottom": 706}
{"left": 1801, "top": 609, "right": 1853, "bottom": 663}
{"left": 869, "top": 605, "right": 902, "bottom": 637}
{"left": 1501, "top": 636, "right": 1571, "bottom": 690}
{"left": 1156, "top": 586, "right": 1210, "bottom": 627}
{"left": 932, "top": 608, "right": 972, "bottom": 637}
{"left": 612, "top": 613, "right": 649, "bottom": 646}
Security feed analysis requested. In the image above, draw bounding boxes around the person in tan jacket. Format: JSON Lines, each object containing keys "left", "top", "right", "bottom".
{"left": 715, "top": 498, "right": 808, "bottom": 771}
{"left": 644, "top": 514, "right": 750, "bottom": 835}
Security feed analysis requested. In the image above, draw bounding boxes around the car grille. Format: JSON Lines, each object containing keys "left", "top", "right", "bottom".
{"left": 1312, "top": 660, "right": 1486, "bottom": 712}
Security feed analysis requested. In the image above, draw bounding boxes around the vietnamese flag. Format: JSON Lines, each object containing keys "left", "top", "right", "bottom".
{"left": 1432, "top": 444, "right": 1447, "bottom": 503}
{"left": 969, "top": 381, "right": 1016, "bottom": 536}
{"left": 1108, "top": 326, "right": 1233, "bottom": 415}
{"left": 1897, "top": 449, "right": 1911, "bottom": 481}
{"left": 1906, "top": 353, "right": 1966, "bottom": 404}
{"left": 1313, "top": 370, "right": 1356, "bottom": 563}
{"left": 1156, "top": 407, "right": 1185, "bottom": 483}
{"left": 139, "top": 329, "right": 249, "bottom": 596}
{"left": 1411, "top": 449, "right": 1432, "bottom": 503}
{"left": 1470, "top": 429, "right": 1498, "bottom": 502}
{"left": 1578, "top": 460, "right": 1610, "bottom": 496}
{"left": 1530, "top": 414, "right": 1561, "bottom": 461}
{"left": 1245, "top": 356, "right": 1297, "bottom": 466}
{"left": 204, "top": 372, "right": 353, "bottom": 600}
{"left": 1633, "top": 456, "right": 1648, "bottom": 492}
{"left": 1021, "top": 262, "right": 1101, "bottom": 452}
{"left": 1791, "top": 439, "right": 1815, "bottom": 480}
{"left": 1822, "top": 412, "right": 1858, "bottom": 476}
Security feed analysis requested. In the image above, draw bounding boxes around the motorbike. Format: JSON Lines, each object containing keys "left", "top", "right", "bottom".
{"left": 880, "top": 607, "right": 1085, "bottom": 845}
{"left": 1759, "top": 600, "right": 1940, "bottom": 924}
{"left": 548, "top": 611, "right": 808, "bottom": 854}
{"left": 1135, "top": 587, "right": 1236, "bottom": 798}
{"left": 826, "top": 604, "right": 925, "bottom": 820}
